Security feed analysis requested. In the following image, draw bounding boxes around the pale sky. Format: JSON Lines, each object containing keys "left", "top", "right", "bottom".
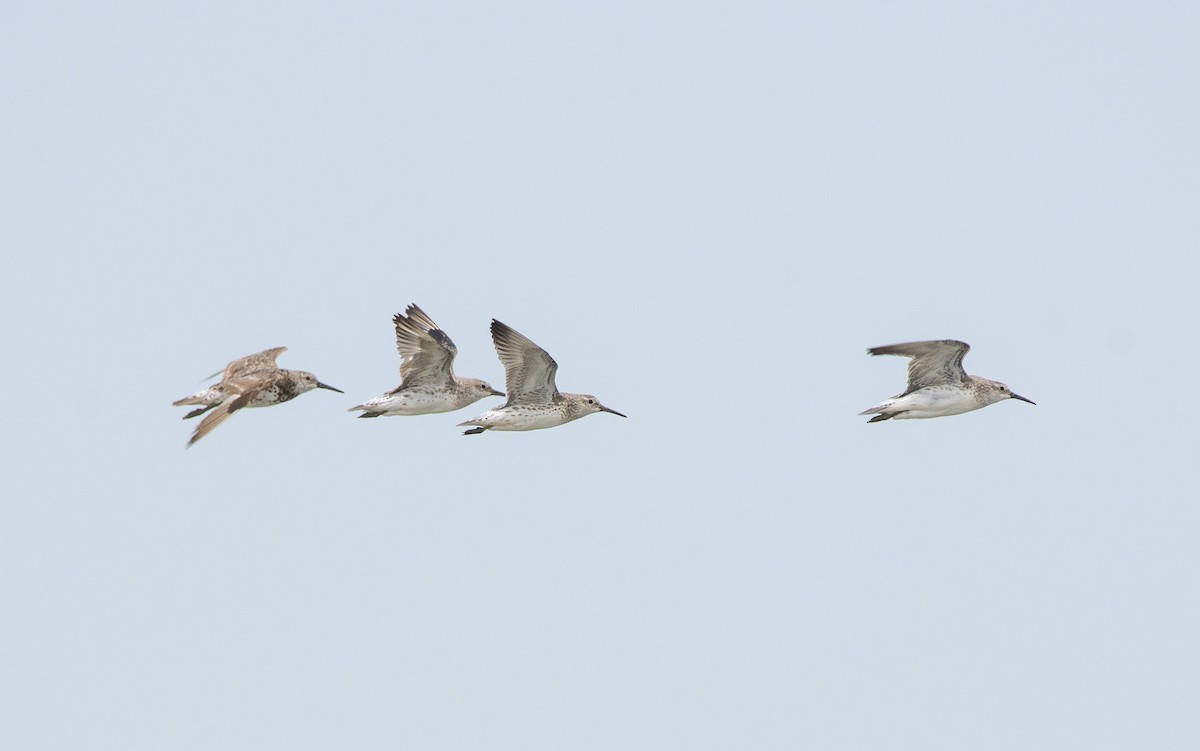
{"left": 3, "top": 1, "right": 1199, "bottom": 748}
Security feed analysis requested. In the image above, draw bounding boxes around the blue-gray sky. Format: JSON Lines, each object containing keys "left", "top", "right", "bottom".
{"left": 3, "top": 1, "right": 1199, "bottom": 748}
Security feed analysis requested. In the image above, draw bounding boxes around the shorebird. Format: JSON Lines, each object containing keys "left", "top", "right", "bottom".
{"left": 860, "top": 339, "right": 1034, "bottom": 422}
{"left": 173, "top": 347, "right": 342, "bottom": 446}
{"left": 348, "top": 304, "right": 504, "bottom": 418}
{"left": 459, "top": 319, "right": 626, "bottom": 435}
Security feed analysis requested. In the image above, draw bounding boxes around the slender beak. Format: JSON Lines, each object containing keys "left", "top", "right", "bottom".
{"left": 490, "top": 387, "right": 505, "bottom": 397}
{"left": 599, "top": 404, "right": 627, "bottom": 418}
{"left": 317, "top": 382, "right": 344, "bottom": 394}
{"left": 1010, "top": 392, "right": 1035, "bottom": 405}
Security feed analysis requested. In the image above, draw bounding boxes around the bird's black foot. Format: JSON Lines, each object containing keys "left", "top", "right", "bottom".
{"left": 462, "top": 427, "right": 487, "bottom": 436}
{"left": 183, "top": 405, "right": 215, "bottom": 420}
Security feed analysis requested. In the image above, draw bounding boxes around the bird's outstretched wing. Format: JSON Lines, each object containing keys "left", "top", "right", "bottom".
{"left": 214, "top": 347, "right": 287, "bottom": 380}
{"left": 491, "top": 320, "right": 558, "bottom": 405}
{"left": 186, "top": 375, "right": 270, "bottom": 447}
{"left": 393, "top": 304, "right": 457, "bottom": 388}
{"left": 867, "top": 340, "right": 970, "bottom": 394}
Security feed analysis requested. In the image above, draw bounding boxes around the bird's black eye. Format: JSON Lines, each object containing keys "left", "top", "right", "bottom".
{"left": 587, "top": 399, "right": 594, "bottom": 404}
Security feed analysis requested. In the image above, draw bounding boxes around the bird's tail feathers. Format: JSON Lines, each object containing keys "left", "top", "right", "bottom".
{"left": 859, "top": 400, "right": 903, "bottom": 422}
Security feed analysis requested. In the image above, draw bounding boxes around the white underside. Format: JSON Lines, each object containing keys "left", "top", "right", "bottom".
{"left": 180, "top": 387, "right": 277, "bottom": 410}
{"left": 178, "top": 387, "right": 224, "bottom": 406}
{"left": 863, "top": 387, "right": 983, "bottom": 419}
{"left": 459, "top": 406, "right": 569, "bottom": 431}
{"left": 350, "top": 391, "right": 468, "bottom": 416}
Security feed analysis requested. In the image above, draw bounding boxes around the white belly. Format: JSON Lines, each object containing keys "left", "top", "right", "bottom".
{"left": 889, "top": 387, "right": 981, "bottom": 419}
{"left": 462, "top": 406, "right": 567, "bottom": 431}
{"left": 356, "top": 391, "right": 463, "bottom": 416}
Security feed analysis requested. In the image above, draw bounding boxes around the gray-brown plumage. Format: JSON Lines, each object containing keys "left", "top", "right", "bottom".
{"left": 458, "top": 319, "right": 626, "bottom": 434}
{"left": 347, "top": 304, "right": 503, "bottom": 418}
{"left": 860, "top": 339, "right": 1034, "bottom": 422}
{"left": 870, "top": 340, "right": 973, "bottom": 396}
{"left": 176, "top": 347, "right": 289, "bottom": 419}
{"left": 173, "top": 347, "right": 342, "bottom": 447}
